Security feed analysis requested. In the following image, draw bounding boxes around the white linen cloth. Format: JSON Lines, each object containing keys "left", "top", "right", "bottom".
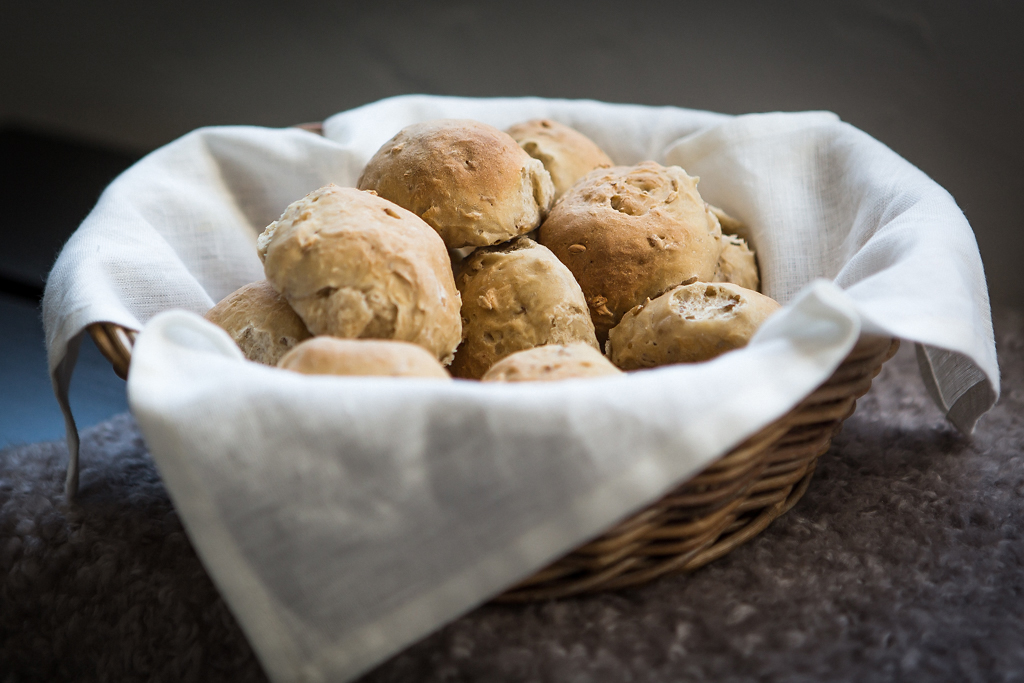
{"left": 43, "top": 95, "right": 999, "bottom": 682}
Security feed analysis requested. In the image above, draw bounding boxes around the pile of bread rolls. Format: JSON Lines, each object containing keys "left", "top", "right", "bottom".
{"left": 204, "top": 118, "right": 780, "bottom": 382}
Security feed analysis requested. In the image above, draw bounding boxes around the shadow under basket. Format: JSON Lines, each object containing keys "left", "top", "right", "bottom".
{"left": 90, "top": 321, "right": 899, "bottom": 601}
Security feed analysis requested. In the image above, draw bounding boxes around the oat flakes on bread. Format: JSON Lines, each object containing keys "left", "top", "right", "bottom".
{"left": 357, "top": 119, "right": 555, "bottom": 249}
{"left": 713, "top": 235, "right": 760, "bottom": 291}
{"left": 258, "top": 184, "right": 462, "bottom": 364}
{"left": 449, "top": 236, "right": 598, "bottom": 379}
{"left": 539, "top": 161, "right": 723, "bottom": 341}
{"left": 481, "top": 343, "right": 621, "bottom": 382}
{"left": 278, "top": 337, "right": 451, "bottom": 379}
{"left": 506, "top": 119, "right": 613, "bottom": 199}
{"left": 606, "top": 281, "right": 780, "bottom": 370}
{"left": 203, "top": 280, "right": 312, "bottom": 365}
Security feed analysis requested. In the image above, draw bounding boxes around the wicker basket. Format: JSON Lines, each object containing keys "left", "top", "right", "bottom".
{"left": 88, "top": 320, "right": 898, "bottom": 601}
{"left": 86, "top": 117, "right": 902, "bottom": 599}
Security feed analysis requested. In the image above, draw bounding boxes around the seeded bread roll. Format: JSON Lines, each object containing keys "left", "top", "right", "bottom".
{"left": 506, "top": 119, "right": 613, "bottom": 199}
{"left": 258, "top": 184, "right": 462, "bottom": 364}
{"left": 357, "top": 119, "right": 555, "bottom": 249}
{"left": 713, "top": 235, "right": 760, "bottom": 291}
{"left": 606, "top": 281, "right": 780, "bottom": 370}
{"left": 482, "top": 343, "right": 621, "bottom": 382}
{"left": 708, "top": 204, "right": 751, "bottom": 244}
{"left": 450, "top": 236, "right": 598, "bottom": 379}
{"left": 539, "top": 161, "right": 723, "bottom": 341}
{"left": 278, "top": 337, "right": 450, "bottom": 379}
{"left": 203, "top": 280, "right": 312, "bottom": 365}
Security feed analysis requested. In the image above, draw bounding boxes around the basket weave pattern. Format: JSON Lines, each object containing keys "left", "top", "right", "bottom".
{"left": 88, "top": 321, "right": 897, "bottom": 600}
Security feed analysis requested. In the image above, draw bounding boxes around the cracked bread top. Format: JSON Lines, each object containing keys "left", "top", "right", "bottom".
{"left": 539, "top": 161, "right": 723, "bottom": 340}
{"left": 606, "top": 281, "right": 780, "bottom": 369}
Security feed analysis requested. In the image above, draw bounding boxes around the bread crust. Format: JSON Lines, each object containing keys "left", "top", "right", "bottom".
{"left": 606, "top": 281, "right": 780, "bottom": 370}
{"left": 539, "top": 161, "right": 723, "bottom": 340}
{"left": 708, "top": 204, "right": 750, "bottom": 244}
{"left": 278, "top": 337, "right": 451, "bottom": 379}
{"left": 258, "top": 184, "right": 462, "bottom": 364}
{"left": 203, "top": 280, "right": 311, "bottom": 365}
{"left": 506, "top": 119, "right": 613, "bottom": 199}
{"left": 481, "top": 343, "right": 621, "bottom": 382}
{"left": 357, "top": 119, "right": 555, "bottom": 249}
{"left": 449, "top": 236, "right": 598, "bottom": 379}
{"left": 713, "top": 235, "right": 760, "bottom": 291}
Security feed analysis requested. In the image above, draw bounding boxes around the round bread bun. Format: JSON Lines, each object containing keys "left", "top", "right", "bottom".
{"left": 482, "top": 343, "right": 622, "bottom": 382}
{"left": 203, "top": 280, "right": 312, "bottom": 365}
{"left": 708, "top": 204, "right": 751, "bottom": 244}
{"left": 257, "top": 184, "right": 462, "bottom": 364}
{"left": 278, "top": 337, "right": 451, "bottom": 379}
{"left": 606, "top": 281, "right": 781, "bottom": 370}
{"left": 506, "top": 119, "right": 613, "bottom": 199}
{"left": 713, "top": 235, "right": 760, "bottom": 291}
{"left": 538, "top": 161, "right": 723, "bottom": 341}
{"left": 449, "top": 236, "right": 599, "bottom": 379}
{"left": 357, "top": 119, "right": 555, "bottom": 249}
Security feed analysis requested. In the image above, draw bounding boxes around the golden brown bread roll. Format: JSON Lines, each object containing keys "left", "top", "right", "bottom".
{"left": 203, "top": 280, "right": 312, "bottom": 365}
{"left": 606, "top": 281, "right": 780, "bottom": 370}
{"left": 713, "top": 235, "right": 760, "bottom": 291}
{"left": 278, "top": 337, "right": 451, "bottom": 379}
{"left": 506, "top": 119, "right": 613, "bottom": 199}
{"left": 257, "top": 184, "right": 462, "bottom": 364}
{"left": 708, "top": 204, "right": 751, "bottom": 244}
{"left": 481, "top": 343, "right": 622, "bottom": 382}
{"left": 357, "top": 119, "right": 556, "bottom": 249}
{"left": 450, "top": 236, "right": 599, "bottom": 379}
{"left": 539, "top": 161, "right": 723, "bottom": 341}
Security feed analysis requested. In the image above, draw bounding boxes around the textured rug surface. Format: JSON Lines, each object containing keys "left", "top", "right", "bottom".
{"left": 2, "top": 307, "right": 1022, "bottom": 683}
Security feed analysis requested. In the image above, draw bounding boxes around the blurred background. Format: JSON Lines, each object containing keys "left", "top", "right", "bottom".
{"left": 1, "top": 0, "right": 1021, "bottom": 446}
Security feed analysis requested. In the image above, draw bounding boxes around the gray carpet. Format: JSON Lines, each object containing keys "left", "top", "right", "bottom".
{"left": 2, "top": 307, "right": 1022, "bottom": 683}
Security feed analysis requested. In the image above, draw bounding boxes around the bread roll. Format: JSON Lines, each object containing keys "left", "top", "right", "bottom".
{"left": 482, "top": 343, "right": 621, "bottom": 382}
{"left": 203, "top": 280, "right": 312, "bottom": 365}
{"left": 606, "top": 281, "right": 780, "bottom": 369}
{"left": 539, "top": 161, "right": 723, "bottom": 340}
{"left": 278, "top": 337, "right": 450, "bottom": 379}
{"left": 357, "top": 119, "right": 555, "bottom": 249}
{"left": 713, "top": 235, "right": 760, "bottom": 291}
{"left": 506, "top": 119, "right": 613, "bottom": 199}
{"left": 708, "top": 204, "right": 751, "bottom": 244}
{"left": 450, "top": 236, "right": 598, "bottom": 379}
{"left": 258, "top": 184, "right": 462, "bottom": 364}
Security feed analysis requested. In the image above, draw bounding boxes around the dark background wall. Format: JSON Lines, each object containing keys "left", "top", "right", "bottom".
{"left": 2, "top": 0, "right": 1022, "bottom": 306}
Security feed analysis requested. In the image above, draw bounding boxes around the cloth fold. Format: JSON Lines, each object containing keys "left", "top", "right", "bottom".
{"left": 42, "top": 95, "right": 999, "bottom": 683}
{"left": 126, "top": 280, "right": 861, "bottom": 682}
